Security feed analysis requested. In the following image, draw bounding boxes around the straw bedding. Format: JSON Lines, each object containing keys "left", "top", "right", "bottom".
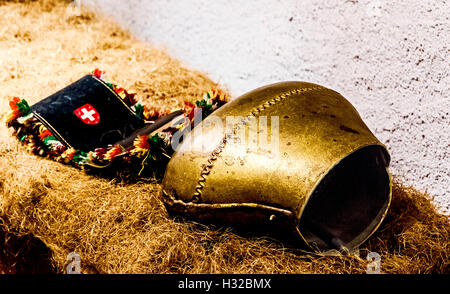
{"left": 0, "top": 0, "right": 448, "bottom": 274}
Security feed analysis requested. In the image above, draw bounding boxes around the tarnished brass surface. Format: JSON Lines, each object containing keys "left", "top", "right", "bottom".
{"left": 162, "top": 81, "right": 392, "bottom": 252}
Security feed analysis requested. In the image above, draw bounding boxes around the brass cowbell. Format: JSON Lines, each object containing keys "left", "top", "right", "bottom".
{"left": 161, "top": 81, "right": 392, "bottom": 252}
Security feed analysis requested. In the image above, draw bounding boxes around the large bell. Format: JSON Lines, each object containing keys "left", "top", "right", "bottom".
{"left": 161, "top": 81, "right": 392, "bottom": 253}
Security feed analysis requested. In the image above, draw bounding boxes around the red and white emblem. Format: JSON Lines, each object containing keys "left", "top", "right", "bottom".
{"left": 74, "top": 104, "right": 100, "bottom": 125}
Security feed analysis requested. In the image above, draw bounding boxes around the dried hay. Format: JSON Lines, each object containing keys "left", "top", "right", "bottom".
{"left": 0, "top": 0, "right": 448, "bottom": 274}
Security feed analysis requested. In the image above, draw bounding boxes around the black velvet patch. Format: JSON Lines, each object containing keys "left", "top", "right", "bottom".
{"left": 31, "top": 75, "right": 144, "bottom": 151}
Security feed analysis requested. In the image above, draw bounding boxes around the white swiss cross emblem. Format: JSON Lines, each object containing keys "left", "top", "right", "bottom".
{"left": 74, "top": 104, "right": 100, "bottom": 125}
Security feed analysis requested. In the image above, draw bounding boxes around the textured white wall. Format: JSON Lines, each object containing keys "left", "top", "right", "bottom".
{"left": 84, "top": 0, "right": 449, "bottom": 215}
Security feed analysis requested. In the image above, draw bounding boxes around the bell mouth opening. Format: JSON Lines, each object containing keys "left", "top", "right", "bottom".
{"left": 298, "top": 145, "right": 391, "bottom": 252}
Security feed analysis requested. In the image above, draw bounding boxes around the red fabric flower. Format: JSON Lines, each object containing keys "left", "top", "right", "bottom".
{"left": 92, "top": 68, "right": 103, "bottom": 79}
{"left": 9, "top": 97, "right": 20, "bottom": 111}
{"left": 38, "top": 129, "right": 53, "bottom": 140}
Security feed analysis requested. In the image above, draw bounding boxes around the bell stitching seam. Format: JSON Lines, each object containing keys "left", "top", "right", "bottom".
{"left": 191, "top": 86, "right": 325, "bottom": 203}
